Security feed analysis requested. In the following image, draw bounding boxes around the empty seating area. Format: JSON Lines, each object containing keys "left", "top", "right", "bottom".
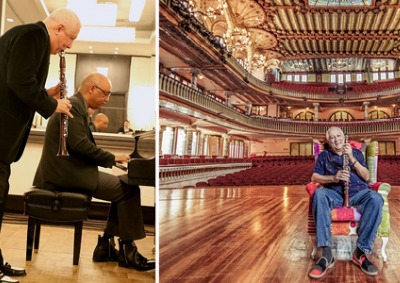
{"left": 161, "top": 154, "right": 400, "bottom": 187}
{"left": 197, "top": 155, "right": 400, "bottom": 187}
{"left": 272, "top": 79, "right": 400, "bottom": 95}
{"left": 160, "top": 156, "right": 248, "bottom": 165}
{"left": 378, "top": 156, "right": 400, "bottom": 185}
{"left": 197, "top": 156, "right": 315, "bottom": 187}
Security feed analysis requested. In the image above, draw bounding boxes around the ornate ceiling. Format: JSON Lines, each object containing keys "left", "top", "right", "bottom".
{"left": 188, "top": 0, "right": 400, "bottom": 72}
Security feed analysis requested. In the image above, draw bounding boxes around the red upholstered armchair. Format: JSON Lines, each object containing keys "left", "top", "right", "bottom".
{"left": 305, "top": 141, "right": 391, "bottom": 261}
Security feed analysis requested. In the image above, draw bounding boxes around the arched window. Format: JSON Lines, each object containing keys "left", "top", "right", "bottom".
{"left": 328, "top": 111, "right": 354, "bottom": 121}
{"left": 368, "top": 110, "right": 390, "bottom": 119}
{"left": 294, "top": 111, "right": 314, "bottom": 121}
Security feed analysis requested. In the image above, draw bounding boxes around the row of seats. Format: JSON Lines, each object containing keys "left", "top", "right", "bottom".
{"left": 272, "top": 79, "right": 400, "bottom": 94}
{"left": 197, "top": 158, "right": 315, "bottom": 187}
{"left": 192, "top": 155, "right": 399, "bottom": 187}
{"left": 159, "top": 157, "right": 249, "bottom": 165}
{"left": 160, "top": 155, "right": 313, "bottom": 166}
{"left": 378, "top": 159, "right": 400, "bottom": 185}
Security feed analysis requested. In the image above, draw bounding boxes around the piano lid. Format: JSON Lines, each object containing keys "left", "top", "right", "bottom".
{"left": 130, "top": 130, "right": 155, "bottom": 159}
{"left": 127, "top": 130, "right": 155, "bottom": 187}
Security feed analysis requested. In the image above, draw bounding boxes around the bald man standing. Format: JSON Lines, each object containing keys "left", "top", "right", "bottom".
{"left": 0, "top": 8, "right": 81, "bottom": 281}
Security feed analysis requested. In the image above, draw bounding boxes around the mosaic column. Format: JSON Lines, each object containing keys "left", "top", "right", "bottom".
{"left": 159, "top": 126, "right": 166, "bottom": 155}
{"left": 313, "top": 103, "right": 319, "bottom": 121}
{"left": 185, "top": 128, "right": 195, "bottom": 156}
{"left": 363, "top": 102, "right": 370, "bottom": 120}
{"left": 191, "top": 68, "right": 201, "bottom": 89}
{"left": 222, "top": 134, "right": 230, "bottom": 157}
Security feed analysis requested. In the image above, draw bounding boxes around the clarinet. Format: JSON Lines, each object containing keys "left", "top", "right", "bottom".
{"left": 343, "top": 132, "right": 350, "bottom": 207}
{"left": 57, "top": 50, "right": 69, "bottom": 157}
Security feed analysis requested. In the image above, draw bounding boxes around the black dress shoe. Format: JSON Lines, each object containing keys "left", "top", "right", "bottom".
{"left": 92, "top": 235, "right": 119, "bottom": 262}
{"left": 0, "top": 272, "right": 19, "bottom": 283}
{"left": 0, "top": 263, "right": 25, "bottom": 277}
{"left": 0, "top": 250, "right": 25, "bottom": 277}
{"left": 118, "top": 240, "right": 155, "bottom": 272}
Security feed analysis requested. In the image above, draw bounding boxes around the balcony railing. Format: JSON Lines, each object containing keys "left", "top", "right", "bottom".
{"left": 159, "top": 162, "right": 252, "bottom": 188}
{"left": 160, "top": 73, "right": 400, "bottom": 138}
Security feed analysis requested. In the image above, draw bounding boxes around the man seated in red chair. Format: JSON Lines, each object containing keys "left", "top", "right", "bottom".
{"left": 309, "top": 126, "right": 384, "bottom": 279}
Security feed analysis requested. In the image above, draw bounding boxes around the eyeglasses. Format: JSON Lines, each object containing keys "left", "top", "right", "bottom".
{"left": 94, "top": 85, "right": 111, "bottom": 97}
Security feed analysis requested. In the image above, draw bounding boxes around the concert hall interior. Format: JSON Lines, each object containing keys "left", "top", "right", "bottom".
{"left": 159, "top": 0, "right": 400, "bottom": 282}
{"left": 0, "top": 0, "right": 156, "bottom": 282}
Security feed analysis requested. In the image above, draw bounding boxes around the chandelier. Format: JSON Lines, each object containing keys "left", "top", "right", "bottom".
{"left": 290, "top": 60, "right": 312, "bottom": 72}
{"left": 187, "top": 0, "right": 226, "bottom": 20}
{"left": 223, "top": 27, "right": 251, "bottom": 52}
{"left": 251, "top": 53, "right": 267, "bottom": 70}
{"left": 372, "top": 59, "right": 388, "bottom": 70}
{"left": 328, "top": 59, "right": 351, "bottom": 70}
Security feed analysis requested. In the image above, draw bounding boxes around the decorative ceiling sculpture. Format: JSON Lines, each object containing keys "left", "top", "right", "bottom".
{"left": 179, "top": 0, "right": 400, "bottom": 73}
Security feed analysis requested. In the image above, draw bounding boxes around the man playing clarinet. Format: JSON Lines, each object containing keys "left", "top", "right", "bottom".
{"left": 0, "top": 8, "right": 80, "bottom": 282}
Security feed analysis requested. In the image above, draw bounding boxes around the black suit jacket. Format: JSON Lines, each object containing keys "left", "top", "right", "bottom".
{"left": 0, "top": 22, "right": 57, "bottom": 163}
{"left": 33, "top": 92, "right": 115, "bottom": 194}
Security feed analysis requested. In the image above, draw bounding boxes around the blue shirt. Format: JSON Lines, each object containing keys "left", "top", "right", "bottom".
{"left": 313, "top": 149, "right": 369, "bottom": 197}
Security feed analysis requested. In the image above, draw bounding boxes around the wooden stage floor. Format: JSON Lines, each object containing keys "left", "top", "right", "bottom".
{"left": 0, "top": 216, "right": 155, "bottom": 283}
{"left": 159, "top": 185, "right": 400, "bottom": 283}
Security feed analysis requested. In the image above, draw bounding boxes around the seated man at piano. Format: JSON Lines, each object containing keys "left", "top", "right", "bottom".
{"left": 33, "top": 72, "right": 155, "bottom": 271}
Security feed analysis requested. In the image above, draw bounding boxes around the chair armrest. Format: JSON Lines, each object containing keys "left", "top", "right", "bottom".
{"left": 305, "top": 182, "right": 321, "bottom": 213}
{"left": 369, "top": 182, "right": 391, "bottom": 237}
{"left": 305, "top": 182, "right": 320, "bottom": 197}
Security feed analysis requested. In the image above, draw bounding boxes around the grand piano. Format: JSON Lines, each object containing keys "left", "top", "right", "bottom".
{"left": 120, "top": 130, "right": 155, "bottom": 187}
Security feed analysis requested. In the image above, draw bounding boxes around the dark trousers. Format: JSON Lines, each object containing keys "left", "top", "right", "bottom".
{"left": 94, "top": 171, "right": 146, "bottom": 241}
{"left": 0, "top": 161, "right": 11, "bottom": 231}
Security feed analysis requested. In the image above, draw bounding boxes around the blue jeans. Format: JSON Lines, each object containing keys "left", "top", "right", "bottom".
{"left": 312, "top": 188, "right": 384, "bottom": 254}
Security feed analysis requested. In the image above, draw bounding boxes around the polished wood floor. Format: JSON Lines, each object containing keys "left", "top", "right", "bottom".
{"left": 159, "top": 185, "right": 400, "bottom": 283}
{"left": 0, "top": 216, "right": 155, "bottom": 283}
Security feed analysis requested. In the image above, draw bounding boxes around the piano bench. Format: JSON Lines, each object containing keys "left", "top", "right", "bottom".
{"left": 23, "top": 188, "right": 91, "bottom": 265}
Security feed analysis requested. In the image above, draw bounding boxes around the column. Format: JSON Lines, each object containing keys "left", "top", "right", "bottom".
{"left": 185, "top": 129, "right": 195, "bottom": 156}
{"left": 363, "top": 102, "right": 370, "bottom": 120}
{"left": 172, "top": 127, "right": 179, "bottom": 155}
{"left": 198, "top": 133, "right": 205, "bottom": 156}
{"left": 159, "top": 126, "right": 166, "bottom": 156}
{"left": 313, "top": 103, "right": 319, "bottom": 121}
{"left": 222, "top": 134, "right": 230, "bottom": 157}
{"left": 225, "top": 91, "right": 232, "bottom": 107}
{"left": 246, "top": 103, "right": 252, "bottom": 115}
{"left": 243, "top": 141, "right": 249, "bottom": 158}
{"left": 190, "top": 68, "right": 201, "bottom": 89}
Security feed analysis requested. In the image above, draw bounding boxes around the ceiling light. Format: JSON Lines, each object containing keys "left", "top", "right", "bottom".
{"left": 39, "top": 0, "right": 50, "bottom": 16}
{"left": 67, "top": 0, "right": 117, "bottom": 26}
{"left": 77, "top": 27, "right": 136, "bottom": 43}
{"left": 96, "top": 67, "right": 109, "bottom": 76}
{"left": 223, "top": 27, "right": 251, "bottom": 52}
{"left": 6, "top": 18, "right": 14, "bottom": 23}
{"left": 129, "top": 0, "right": 146, "bottom": 22}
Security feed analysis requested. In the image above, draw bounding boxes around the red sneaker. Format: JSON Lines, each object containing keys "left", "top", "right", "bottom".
{"left": 309, "top": 257, "right": 335, "bottom": 279}
{"left": 352, "top": 251, "right": 378, "bottom": 276}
